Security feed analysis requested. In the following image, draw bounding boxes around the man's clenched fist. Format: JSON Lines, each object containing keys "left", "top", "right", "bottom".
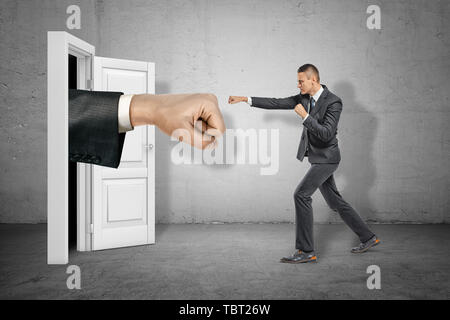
{"left": 130, "top": 93, "right": 226, "bottom": 149}
{"left": 294, "top": 103, "right": 308, "bottom": 119}
{"left": 228, "top": 96, "right": 248, "bottom": 104}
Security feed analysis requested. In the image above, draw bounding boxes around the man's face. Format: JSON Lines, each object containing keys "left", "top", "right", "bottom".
{"left": 297, "top": 72, "right": 314, "bottom": 95}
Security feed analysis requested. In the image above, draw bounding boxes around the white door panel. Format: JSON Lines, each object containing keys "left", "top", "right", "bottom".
{"left": 104, "top": 179, "right": 146, "bottom": 222}
{"left": 121, "top": 129, "right": 144, "bottom": 163}
{"left": 92, "top": 56, "right": 155, "bottom": 251}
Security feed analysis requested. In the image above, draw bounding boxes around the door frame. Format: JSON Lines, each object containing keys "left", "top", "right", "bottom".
{"left": 47, "top": 31, "right": 95, "bottom": 264}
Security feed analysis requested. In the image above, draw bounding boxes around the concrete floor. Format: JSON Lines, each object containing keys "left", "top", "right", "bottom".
{"left": 0, "top": 224, "right": 449, "bottom": 299}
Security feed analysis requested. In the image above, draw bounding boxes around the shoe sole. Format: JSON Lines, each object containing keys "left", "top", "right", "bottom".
{"left": 351, "top": 239, "right": 380, "bottom": 254}
{"left": 280, "top": 256, "right": 317, "bottom": 264}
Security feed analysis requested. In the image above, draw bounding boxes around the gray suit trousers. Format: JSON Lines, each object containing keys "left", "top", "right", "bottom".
{"left": 293, "top": 163, "right": 375, "bottom": 252}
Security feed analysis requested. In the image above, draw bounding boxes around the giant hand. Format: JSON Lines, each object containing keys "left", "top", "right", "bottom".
{"left": 130, "top": 93, "right": 226, "bottom": 149}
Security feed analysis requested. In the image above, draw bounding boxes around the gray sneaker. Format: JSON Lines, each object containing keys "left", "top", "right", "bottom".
{"left": 280, "top": 250, "right": 317, "bottom": 263}
{"left": 351, "top": 235, "right": 380, "bottom": 253}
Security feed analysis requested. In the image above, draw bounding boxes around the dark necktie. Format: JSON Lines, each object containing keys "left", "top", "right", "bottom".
{"left": 304, "top": 97, "right": 315, "bottom": 155}
{"left": 309, "top": 97, "right": 315, "bottom": 113}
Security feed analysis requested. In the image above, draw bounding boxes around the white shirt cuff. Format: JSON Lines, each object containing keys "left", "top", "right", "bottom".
{"left": 247, "top": 96, "right": 252, "bottom": 106}
{"left": 302, "top": 113, "right": 309, "bottom": 122}
{"left": 118, "top": 94, "right": 134, "bottom": 133}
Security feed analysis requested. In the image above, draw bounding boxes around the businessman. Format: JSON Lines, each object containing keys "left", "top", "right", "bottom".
{"left": 229, "top": 64, "right": 379, "bottom": 263}
{"left": 69, "top": 90, "right": 226, "bottom": 168}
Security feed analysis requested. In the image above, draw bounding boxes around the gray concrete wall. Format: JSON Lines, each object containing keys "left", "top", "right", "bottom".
{"left": 1, "top": 0, "right": 449, "bottom": 223}
{"left": 0, "top": 0, "right": 99, "bottom": 223}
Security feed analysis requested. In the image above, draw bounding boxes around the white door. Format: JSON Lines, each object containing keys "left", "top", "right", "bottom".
{"left": 91, "top": 57, "right": 155, "bottom": 250}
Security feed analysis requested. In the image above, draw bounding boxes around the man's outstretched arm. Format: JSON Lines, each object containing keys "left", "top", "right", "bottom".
{"left": 229, "top": 95, "right": 302, "bottom": 110}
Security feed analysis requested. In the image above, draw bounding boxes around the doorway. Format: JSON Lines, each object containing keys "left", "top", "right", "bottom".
{"left": 68, "top": 54, "right": 77, "bottom": 250}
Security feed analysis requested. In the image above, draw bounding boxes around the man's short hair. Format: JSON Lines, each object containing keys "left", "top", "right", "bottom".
{"left": 297, "top": 64, "right": 320, "bottom": 82}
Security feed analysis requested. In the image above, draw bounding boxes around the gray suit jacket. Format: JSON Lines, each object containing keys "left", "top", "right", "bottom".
{"left": 69, "top": 89, "right": 125, "bottom": 168}
{"left": 251, "top": 85, "right": 342, "bottom": 164}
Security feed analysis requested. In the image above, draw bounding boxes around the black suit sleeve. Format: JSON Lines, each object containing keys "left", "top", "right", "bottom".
{"left": 69, "top": 89, "right": 125, "bottom": 168}
{"left": 303, "top": 99, "right": 343, "bottom": 143}
{"left": 251, "top": 94, "right": 302, "bottom": 110}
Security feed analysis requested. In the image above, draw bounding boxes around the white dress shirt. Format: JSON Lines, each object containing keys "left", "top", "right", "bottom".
{"left": 246, "top": 85, "right": 324, "bottom": 122}
{"left": 309, "top": 85, "right": 324, "bottom": 118}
